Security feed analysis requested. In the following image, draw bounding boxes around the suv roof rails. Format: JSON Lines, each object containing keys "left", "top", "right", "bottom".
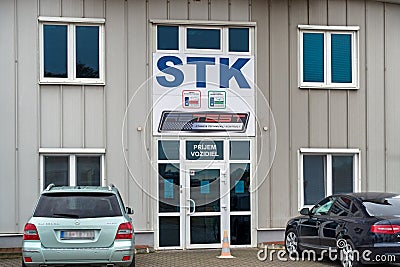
{"left": 108, "top": 183, "right": 115, "bottom": 191}
{"left": 45, "top": 183, "right": 55, "bottom": 191}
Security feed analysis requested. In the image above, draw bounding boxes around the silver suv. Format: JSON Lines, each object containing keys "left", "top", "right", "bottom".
{"left": 22, "top": 184, "right": 135, "bottom": 267}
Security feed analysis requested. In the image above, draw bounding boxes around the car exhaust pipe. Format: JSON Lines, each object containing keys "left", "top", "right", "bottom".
{"left": 106, "top": 264, "right": 114, "bottom": 267}
{"left": 39, "top": 265, "right": 48, "bottom": 267}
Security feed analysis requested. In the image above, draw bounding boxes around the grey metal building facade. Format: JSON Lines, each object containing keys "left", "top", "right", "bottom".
{"left": 1, "top": 0, "right": 400, "bottom": 249}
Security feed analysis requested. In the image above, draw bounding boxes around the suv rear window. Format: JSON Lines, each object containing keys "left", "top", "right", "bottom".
{"left": 34, "top": 193, "right": 122, "bottom": 218}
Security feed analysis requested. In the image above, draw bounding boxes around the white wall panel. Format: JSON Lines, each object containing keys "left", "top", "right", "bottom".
{"left": 169, "top": 0, "right": 188, "bottom": 20}
{"left": 365, "top": 1, "right": 385, "bottom": 191}
{"left": 85, "top": 87, "right": 104, "bottom": 148}
{"left": 40, "top": 0, "right": 61, "bottom": 16}
{"left": 229, "top": 0, "right": 249, "bottom": 21}
{"left": 41, "top": 87, "right": 62, "bottom": 147}
{"left": 189, "top": 0, "right": 208, "bottom": 20}
{"left": 289, "top": 0, "right": 308, "bottom": 216}
{"left": 84, "top": 0, "right": 105, "bottom": 18}
{"left": 384, "top": 4, "right": 400, "bottom": 193}
{"left": 347, "top": 0, "right": 367, "bottom": 190}
{"left": 63, "top": 86, "right": 83, "bottom": 147}
{"left": 210, "top": 0, "right": 228, "bottom": 21}
{"left": 16, "top": 0, "right": 40, "bottom": 230}
{"left": 0, "top": 0, "right": 17, "bottom": 233}
{"left": 269, "top": 0, "right": 290, "bottom": 228}
{"left": 252, "top": 0, "right": 271, "bottom": 229}
{"left": 62, "top": 0, "right": 83, "bottom": 17}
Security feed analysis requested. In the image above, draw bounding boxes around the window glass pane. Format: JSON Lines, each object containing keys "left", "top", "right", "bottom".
{"left": 331, "top": 34, "right": 352, "bottom": 83}
{"left": 330, "top": 197, "right": 351, "bottom": 217}
{"left": 44, "top": 25, "right": 68, "bottom": 78}
{"left": 44, "top": 156, "right": 69, "bottom": 188}
{"left": 303, "top": 33, "right": 324, "bottom": 82}
{"left": 311, "top": 196, "right": 335, "bottom": 216}
{"left": 303, "top": 155, "right": 326, "bottom": 205}
{"left": 229, "top": 28, "right": 249, "bottom": 52}
{"left": 190, "top": 169, "right": 220, "bottom": 212}
{"left": 158, "top": 140, "right": 180, "bottom": 160}
{"left": 76, "top": 156, "right": 101, "bottom": 186}
{"left": 159, "top": 216, "right": 180, "bottom": 247}
{"left": 187, "top": 28, "right": 221, "bottom": 50}
{"left": 332, "top": 155, "right": 353, "bottom": 194}
{"left": 186, "top": 140, "right": 223, "bottom": 160}
{"left": 230, "top": 141, "right": 250, "bottom": 160}
{"left": 230, "top": 163, "right": 250, "bottom": 211}
{"left": 158, "top": 164, "right": 180, "bottom": 212}
{"left": 157, "top": 25, "right": 179, "bottom": 50}
{"left": 190, "top": 216, "right": 220, "bottom": 244}
{"left": 231, "top": 215, "right": 251, "bottom": 245}
{"left": 76, "top": 26, "right": 99, "bottom": 78}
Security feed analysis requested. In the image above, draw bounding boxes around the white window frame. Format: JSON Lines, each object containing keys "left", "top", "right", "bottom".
{"left": 39, "top": 17, "right": 105, "bottom": 85}
{"left": 153, "top": 20, "right": 254, "bottom": 56}
{"left": 39, "top": 148, "right": 106, "bottom": 190}
{"left": 298, "top": 148, "right": 361, "bottom": 210}
{"left": 298, "top": 25, "right": 359, "bottom": 89}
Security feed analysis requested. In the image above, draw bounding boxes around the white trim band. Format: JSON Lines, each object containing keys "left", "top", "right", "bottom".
{"left": 38, "top": 16, "right": 105, "bottom": 24}
{"left": 39, "top": 148, "right": 106, "bottom": 154}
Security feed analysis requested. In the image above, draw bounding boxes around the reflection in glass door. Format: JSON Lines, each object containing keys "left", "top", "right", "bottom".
{"left": 188, "top": 169, "right": 221, "bottom": 246}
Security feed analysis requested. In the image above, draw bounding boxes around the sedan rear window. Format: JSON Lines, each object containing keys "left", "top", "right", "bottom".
{"left": 363, "top": 197, "right": 400, "bottom": 217}
{"left": 34, "top": 193, "right": 122, "bottom": 218}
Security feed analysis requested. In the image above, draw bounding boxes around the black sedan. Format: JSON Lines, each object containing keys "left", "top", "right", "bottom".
{"left": 285, "top": 192, "right": 400, "bottom": 267}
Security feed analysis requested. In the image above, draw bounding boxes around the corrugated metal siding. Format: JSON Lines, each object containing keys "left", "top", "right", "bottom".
{"left": 2, "top": 0, "right": 400, "bottom": 234}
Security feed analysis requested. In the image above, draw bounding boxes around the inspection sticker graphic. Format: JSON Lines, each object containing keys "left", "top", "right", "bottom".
{"left": 182, "top": 90, "right": 201, "bottom": 109}
{"left": 208, "top": 91, "right": 226, "bottom": 109}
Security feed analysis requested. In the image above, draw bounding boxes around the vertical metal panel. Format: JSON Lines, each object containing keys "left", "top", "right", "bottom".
{"left": 269, "top": 0, "right": 290, "bottom": 228}
{"left": 210, "top": 0, "right": 228, "bottom": 21}
{"left": 105, "top": 0, "right": 128, "bottom": 197}
{"left": 384, "top": 4, "right": 400, "bottom": 192}
{"left": 63, "top": 86, "right": 83, "bottom": 147}
{"left": 39, "top": 0, "right": 61, "bottom": 16}
{"left": 0, "top": 0, "right": 16, "bottom": 233}
{"left": 308, "top": 0, "right": 329, "bottom": 148}
{"left": 16, "top": 0, "right": 40, "bottom": 228}
{"left": 84, "top": 0, "right": 105, "bottom": 18}
{"left": 347, "top": 0, "right": 367, "bottom": 190}
{"left": 327, "top": 0, "right": 347, "bottom": 148}
{"left": 289, "top": 0, "right": 308, "bottom": 216}
{"left": 230, "top": 0, "right": 249, "bottom": 21}
{"left": 365, "top": 1, "right": 385, "bottom": 191}
{"left": 84, "top": 87, "right": 104, "bottom": 148}
{"left": 169, "top": 0, "right": 188, "bottom": 20}
{"left": 189, "top": 0, "right": 208, "bottom": 20}
{"left": 61, "top": 0, "right": 83, "bottom": 17}
{"left": 41, "top": 87, "right": 62, "bottom": 147}
{"left": 127, "top": 0, "right": 151, "bottom": 231}
{"left": 148, "top": 0, "right": 167, "bottom": 19}
{"left": 252, "top": 0, "right": 270, "bottom": 229}
{"left": 252, "top": 0, "right": 271, "bottom": 229}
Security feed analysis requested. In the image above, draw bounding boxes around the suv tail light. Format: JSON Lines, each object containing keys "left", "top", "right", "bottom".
{"left": 24, "top": 223, "right": 40, "bottom": 240}
{"left": 371, "top": 224, "right": 400, "bottom": 235}
{"left": 115, "top": 222, "right": 133, "bottom": 239}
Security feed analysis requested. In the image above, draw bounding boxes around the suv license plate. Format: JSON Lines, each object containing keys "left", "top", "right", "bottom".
{"left": 60, "top": 230, "right": 95, "bottom": 240}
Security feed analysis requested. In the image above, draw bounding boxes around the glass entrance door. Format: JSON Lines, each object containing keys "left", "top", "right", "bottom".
{"left": 185, "top": 164, "right": 227, "bottom": 249}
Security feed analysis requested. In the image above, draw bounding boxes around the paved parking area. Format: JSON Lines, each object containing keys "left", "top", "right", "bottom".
{"left": 0, "top": 248, "right": 340, "bottom": 267}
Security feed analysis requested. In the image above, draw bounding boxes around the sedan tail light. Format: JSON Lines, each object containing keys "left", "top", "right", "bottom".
{"left": 23, "top": 223, "right": 40, "bottom": 240}
{"left": 371, "top": 224, "right": 400, "bottom": 235}
{"left": 115, "top": 222, "right": 133, "bottom": 239}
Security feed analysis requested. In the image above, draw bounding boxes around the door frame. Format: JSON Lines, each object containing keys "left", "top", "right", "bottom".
{"left": 183, "top": 161, "right": 227, "bottom": 249}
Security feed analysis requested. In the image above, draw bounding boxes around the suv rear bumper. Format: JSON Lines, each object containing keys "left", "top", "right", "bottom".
{"left": 23, "top": 240, "right": 134, "bottom": 266}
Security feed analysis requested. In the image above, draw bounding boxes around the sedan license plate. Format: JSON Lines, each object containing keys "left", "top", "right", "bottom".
{"left": 60, "top": 230, "right": 95, "bottom": 240}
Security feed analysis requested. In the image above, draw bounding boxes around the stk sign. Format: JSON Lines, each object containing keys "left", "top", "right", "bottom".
{"left": 152, "top": 53, "right": 255, "bottom": 136}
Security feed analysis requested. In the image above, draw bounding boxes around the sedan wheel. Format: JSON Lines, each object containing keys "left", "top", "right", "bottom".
{"left": 285, "top": 229, "right": 300, "bottom": 256}
{"left": 339, "top": 239, "right": 360, "bottom": 267}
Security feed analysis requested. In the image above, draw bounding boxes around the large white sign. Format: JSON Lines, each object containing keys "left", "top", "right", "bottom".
{"left": 152, "top": 53, "right": 255, "bottom": 136}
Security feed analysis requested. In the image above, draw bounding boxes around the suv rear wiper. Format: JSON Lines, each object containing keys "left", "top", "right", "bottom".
{"left": 53, "top": 213, "right": 80, "bottom": 219}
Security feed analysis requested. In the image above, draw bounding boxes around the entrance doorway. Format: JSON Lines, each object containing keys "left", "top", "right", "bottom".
{"left": 157, "top": 139, "right": 252, "bottom": 249}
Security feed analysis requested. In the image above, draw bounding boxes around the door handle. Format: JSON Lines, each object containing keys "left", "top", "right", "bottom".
{"left": 188, "top": 199, "right": 196, "bottom": 215}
